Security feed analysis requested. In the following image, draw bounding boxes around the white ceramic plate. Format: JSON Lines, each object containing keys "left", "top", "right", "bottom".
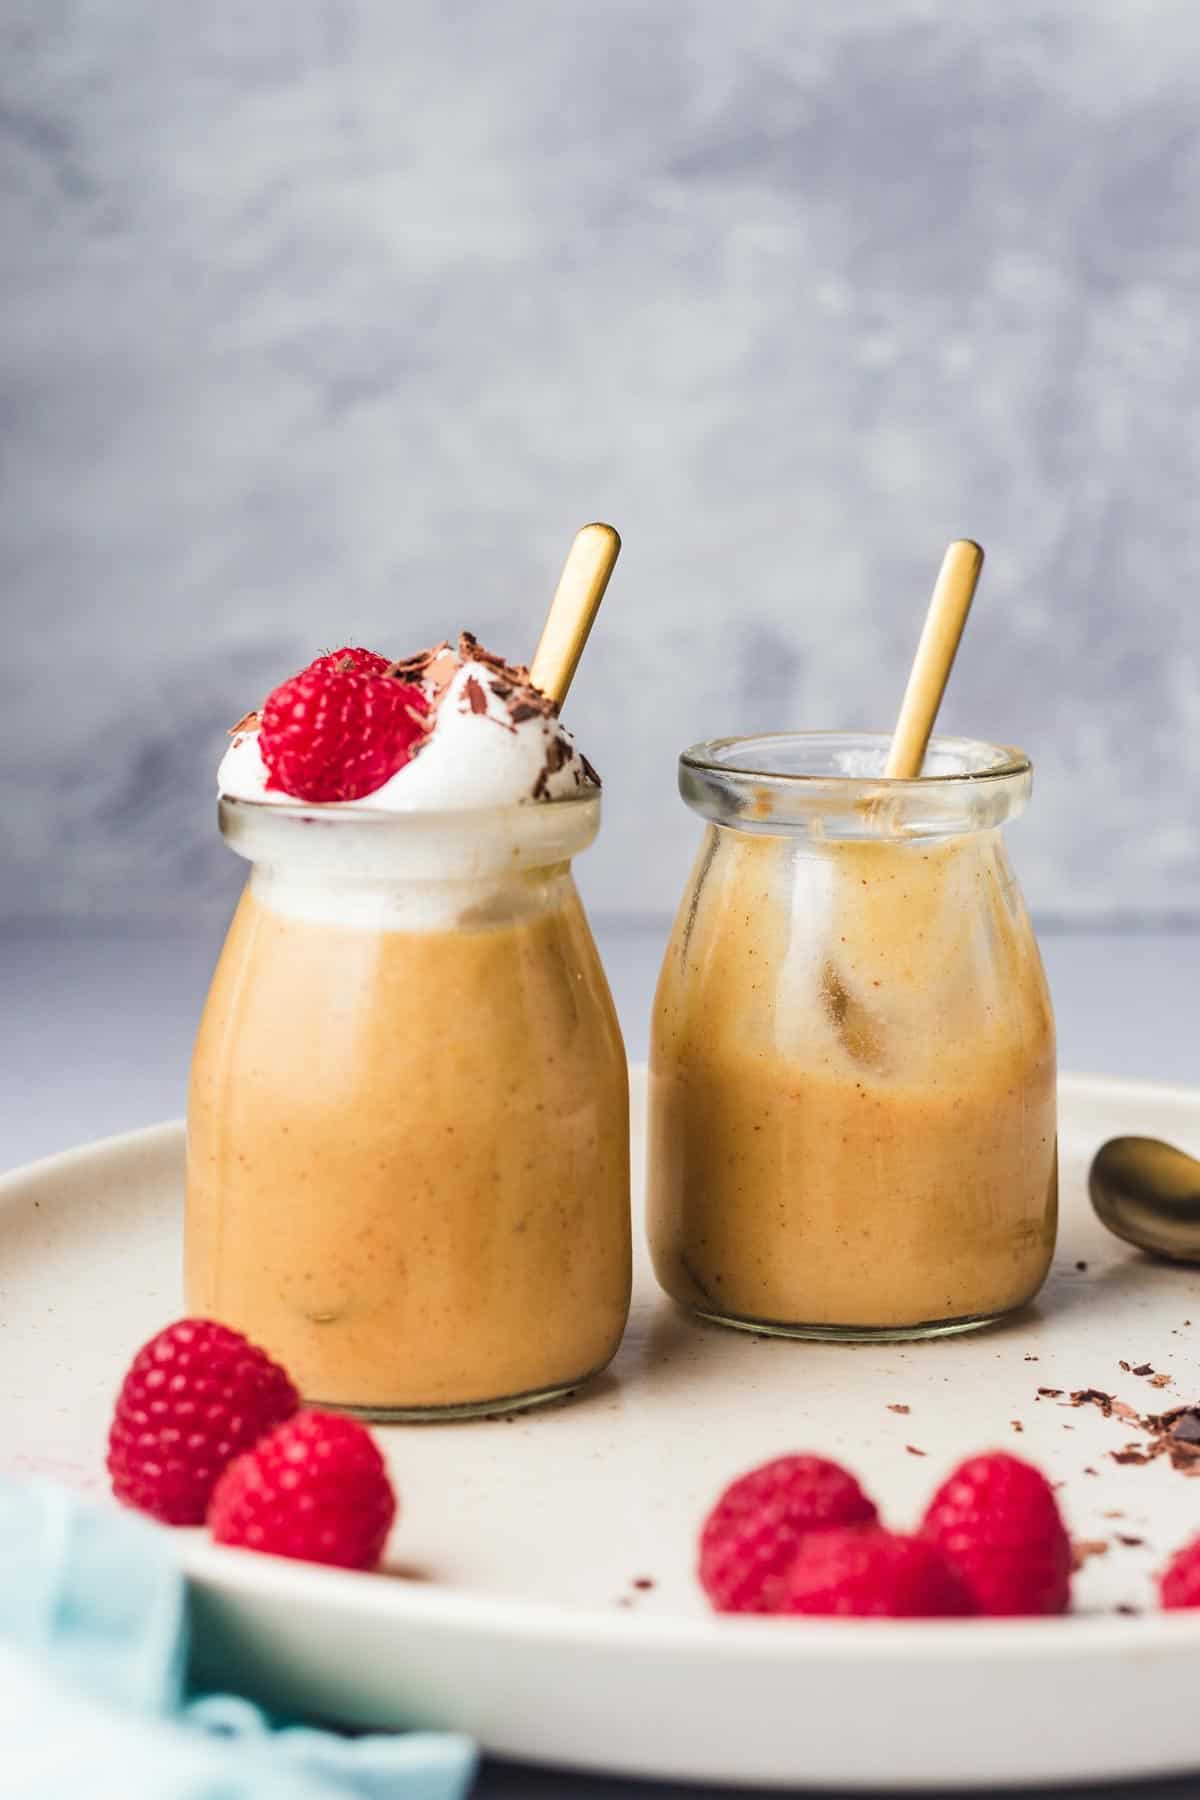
{"left": 3, "top": 1071, "right": 1200, "bottom": 1790}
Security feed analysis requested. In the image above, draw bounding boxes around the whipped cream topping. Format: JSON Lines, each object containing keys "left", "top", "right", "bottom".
{"left": 218, "top": 634, "right": 599, "bottom": 812}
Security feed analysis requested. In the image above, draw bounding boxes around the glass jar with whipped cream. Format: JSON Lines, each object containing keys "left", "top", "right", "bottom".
{"left": 186, "top": 639, "right": 630, "bottom": 1419}
{"left": 647, "top": 733, "right": 1057, "bottom": 1341}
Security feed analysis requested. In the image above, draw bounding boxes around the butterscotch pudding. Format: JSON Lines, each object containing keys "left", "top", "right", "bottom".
{"left": 647, "top": 733, "right": 1057, "bottom": 1340}
{"left": 186, "top": 635, "right": 630, "bottom": 1418}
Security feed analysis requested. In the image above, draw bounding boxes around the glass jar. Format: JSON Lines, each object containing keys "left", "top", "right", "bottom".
{"left": 186, "top": 792, "right": 631, "bottom": 1419}
{"left": 647, "top": 733, "right": 1057, "bottom": 1341}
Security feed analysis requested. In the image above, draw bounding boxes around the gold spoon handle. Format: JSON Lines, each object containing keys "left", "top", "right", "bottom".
{"left": 529, "top": 523, "right": 621, "bottom": 709}
{"left": 884, "top": 539, "right": 984, "bottom": 778}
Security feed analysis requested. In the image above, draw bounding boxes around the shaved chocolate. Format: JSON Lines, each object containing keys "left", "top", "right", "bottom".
{"left": 886, "top": 1404, "right": 910, "bottom": 1415}
{"left": 462, "top": 675, "right": 488, "bottom": 716}
{"left": 1071, "top": 1539, "right": 1109, "bottom": 1569}
{"left": 1163, "top": 1408, "right": 1200, "bottom": 1445}
{"left": 365, "top": 629, "right": 599, "bottom": 795}
{"left": 1071, "top": 1389, "right": 1115, "bottom": 1417}
{"left": 228, "top": 710, "right": 260, "bottom": 737}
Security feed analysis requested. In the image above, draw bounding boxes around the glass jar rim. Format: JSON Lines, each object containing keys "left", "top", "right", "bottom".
{"left": 677, "top": 733, "right": 1032, "bottom": 839}
{"left": 217, "top": 789, "right": 601, "bottom": 879}
{"left": 218, "top": 789, "right": 598, "bottom": 824}
{"left": 681, "top": 731, "right": 1030, "bottom": 788}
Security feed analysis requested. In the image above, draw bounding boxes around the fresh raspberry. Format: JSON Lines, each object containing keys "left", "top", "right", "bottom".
{"left": 304, "top": 645, "right": 394, "bottom": 677}
{"left": 920, "top": 1452, "right": 1071, "bottom": 1616}
{"left": 699, "top": 1455, "right": 878, "bottom": 1613}
{"left": 107, "top": 1319, "right": 299, "bottom": 1525}
{"left": 259, "top": 663, "right": 427, "bottom": 802}
{"left": 1160, "top": 1536, "right": 1200, "bottom": 1609}
{"left": 208, "top": 1410, "right": 397, "bottom": 1571}
{"left": 778, "top": 1526, "right": 972, "bottom": 1617}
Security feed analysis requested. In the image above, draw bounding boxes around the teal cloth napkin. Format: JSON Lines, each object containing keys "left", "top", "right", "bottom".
{"left": 0, "top": 1478, "right": 477, "bottom": 1799}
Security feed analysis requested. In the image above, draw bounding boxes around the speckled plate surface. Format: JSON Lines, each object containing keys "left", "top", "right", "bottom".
{"left": 3, "top": 1071, "right": 1200, "bottom": 1790}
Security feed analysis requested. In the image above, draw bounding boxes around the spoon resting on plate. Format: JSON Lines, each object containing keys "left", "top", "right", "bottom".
{"left": 1089, "top": 1136, "right": 1200, "bottom": 1264}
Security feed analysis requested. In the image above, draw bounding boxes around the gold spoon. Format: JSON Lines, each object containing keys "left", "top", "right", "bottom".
{"left": 884, "top": 539, "right": 985, "bottom": 778}
{"left": 530, "top": 523, "right": 621, "bottom": 708}
{"left": 1089, "top": 1136, "right": 1200, "bottom": 1264}
{"left": 822, "top": 540, "right": 985, "bottom": 1058}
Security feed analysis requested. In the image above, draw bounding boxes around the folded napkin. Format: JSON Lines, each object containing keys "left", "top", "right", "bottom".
{"left": 0, "top": 1478, "right": 477, "bottom": 1800}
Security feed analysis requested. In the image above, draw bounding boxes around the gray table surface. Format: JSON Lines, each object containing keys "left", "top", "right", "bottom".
{"left": 4, "top": 919, "right": 1199, "bottom": 1799}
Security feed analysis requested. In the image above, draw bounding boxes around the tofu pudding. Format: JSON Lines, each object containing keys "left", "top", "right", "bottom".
{"left": 647, "top": 733, "right": 1057, "bottom": 1340}
{"left": 186, "top": 638, "right": 631, "bottom": 1418}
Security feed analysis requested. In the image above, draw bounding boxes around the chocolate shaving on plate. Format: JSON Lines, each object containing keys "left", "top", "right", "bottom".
{"left": 1070, "top": 1389, "right": 1116, "bottom": 1417}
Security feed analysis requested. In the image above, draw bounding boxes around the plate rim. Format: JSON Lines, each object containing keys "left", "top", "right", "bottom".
{"left": 6, "top": 1067, "right": 1200, "bottom": 1665}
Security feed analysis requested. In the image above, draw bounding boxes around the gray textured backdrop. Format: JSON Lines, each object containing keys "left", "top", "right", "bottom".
{"left": 3, "top": 1, "right": 1199, "bottom": 927}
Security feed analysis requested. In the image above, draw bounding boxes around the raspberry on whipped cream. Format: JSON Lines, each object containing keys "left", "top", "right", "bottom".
{"left": 219, "top": 632, "right": 599, "bottom": 810}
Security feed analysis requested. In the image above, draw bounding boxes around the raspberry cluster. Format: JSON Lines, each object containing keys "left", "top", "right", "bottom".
{"left": 700, "top": 1450, "right": 1072, "bottom": 1618}
{"left": 108, "top": 1319, "right": 396, "bottom": 1570}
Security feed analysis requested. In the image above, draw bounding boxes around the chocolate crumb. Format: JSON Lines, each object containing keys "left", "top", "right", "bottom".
{"left": 1163, "top": 1408, "right": 1200, "bottom": 1445}
{"left": 1011, "top": 1420, "right": 1024, "bottom": 1433}
{"left": 461, "top": 674, "right": 489, "bottom": 716}
{"left": 1037, "top": 1387, "right": 1064, "bottom": 1398}
{"left": 1024, "top": 1354, "right": 1039, "bottom": 1362}
{"left": 1103, "top": 1509, "right": 1126, "bottom": 1520}
{"left": 632, "top": 1577, "right": 655, "bottom": 1591}
{"left": 887, "top": 1404, "right": 911, "bottom": 1415}
{"left": 1071, "top": 1539, "right": 1109, "bottom": 1569}
{"left": 905, "top": 1445, "right": 927, "bottom": 1457}
{"left": 1075, "top": 1260, "right": 1088, "bottom": 1272}
{"left": 1133, "top": 1364, "right": 1154, "bottom": 1378}
{"left": 1083, "top": 1466, "right": 1100, "bottom": 1476}
{"left": 1120, "top": 1360, "right": 1132, "bottom": 1373}
{"left": 1115, "top": 1534, "right": 1145, "bottom": 1547}
{"left": 1111, "top": 1448, "right": 1156, "bottom": 1466}
{"left": 1149, "top": 1372, "right": 1173, "bottom": 1389}
{"left": 1070, "top": 1388, "right": 1115, "bottom": 1416}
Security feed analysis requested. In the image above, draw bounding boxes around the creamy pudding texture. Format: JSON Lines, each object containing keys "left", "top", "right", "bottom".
{"left": 188, "top": 633, "right": 630, "bottom": 1415}
{"left": 648, "top": 824, "right": 1057, "bottom": 1333}
{"left": 188, "top": 880, "right": 630, "bottom": 1411}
